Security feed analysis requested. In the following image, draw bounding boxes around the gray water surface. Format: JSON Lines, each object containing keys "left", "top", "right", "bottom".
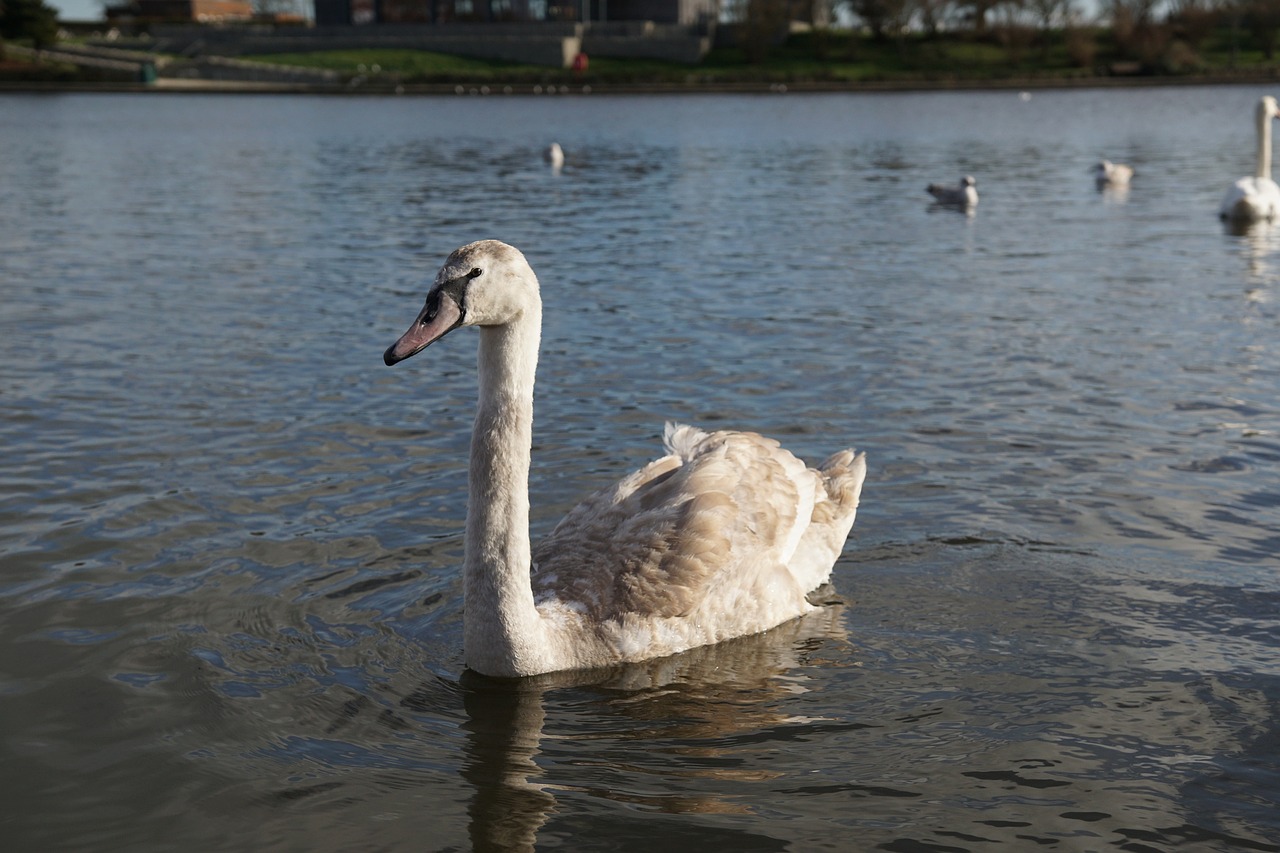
{"left": 1, "top": 89, "right": 1278, "bottom": 851}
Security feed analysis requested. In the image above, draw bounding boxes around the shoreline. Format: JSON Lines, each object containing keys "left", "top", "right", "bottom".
{"left": 3, "top": 71, "right": 1280, "bottom": 96}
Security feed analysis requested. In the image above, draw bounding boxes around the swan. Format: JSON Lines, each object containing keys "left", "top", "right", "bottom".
{"left": 382, "top": 240, "right": 867, "bottom": 678}
{"left": 1220, "top": 96, "right": 1280, "bottom": 223}
{"left": 927, "top": 175, "right": 978, "bottom": 207}
{"left": 1092, "top": 159, "right": 1134, "bottom": 187}
{"left": 545, "top": 142, "right": 564, "bottom": 170}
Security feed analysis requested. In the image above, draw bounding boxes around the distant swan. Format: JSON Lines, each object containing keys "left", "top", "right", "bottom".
{"left": 927, "top": 175, "right": 978, "bottom": 207}
{"left": 545, "top": 142, "right": 564, "bottom": 170}
{"left": 1220, "top": 96, "right": 1280, "bottom": 224}
{"left": 1092, "top": 159, "right": 1134, "bottom": 187}
{"left": 383, "top": 240, "right": 867, "bottom": 678}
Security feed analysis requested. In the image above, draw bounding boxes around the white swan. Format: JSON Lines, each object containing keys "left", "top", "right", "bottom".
{"left": 1220, "top": 96, "right": 1280, "bottom": 223}
{"left": 383, "top": 240, "right": 867, "bottom": 678}
{"left": 545, "top": 142, "right": 564, "bottom": 170}
{"left": 927, "top": 175, "right": 978, "bottom": 207}
{"left": 1092, "top": 159, "right": 1134, "bottom": 187}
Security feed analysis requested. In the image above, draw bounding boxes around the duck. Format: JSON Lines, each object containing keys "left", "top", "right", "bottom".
{"left": 927, "top": 175, "right": 978, "bottom": 207}
{"left": 1220, "top": 96, "right": 1280, "bottom": 224}
{"left": 1092, "top": 159, "right": 1134, "bottom": 187}
{"left": 382, "top": 240, "right": 867, "bottom": 678}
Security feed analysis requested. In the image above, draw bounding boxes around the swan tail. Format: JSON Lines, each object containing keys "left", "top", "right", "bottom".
{"left": 662, "top": 422, "right": 710, "bottom": 459}
{"left": 818, "top": 449, "right": 867, "bottom": 516}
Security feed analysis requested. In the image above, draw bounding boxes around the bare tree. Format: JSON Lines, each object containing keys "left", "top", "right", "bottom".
{"left": 958, "top": 0, "right": 1002, "bottom": 31}
{"left": 1026, "top": 0, "right": 1075, "bottom": 58}
{"left": 844, "top": 0, "right": 913, "bottom": 39}
{"left": 738, "top": 0, "right": 791, "bottom": 62}
{"left": 1245, "top": 0, "right": 1280, "bottom": 59}
{"left": 916, "top": 0, "right": 959, "bottom": 35}
{"left": 1167, "top": 0, "right": 1224, "bottom": 49}
{"left": 1110, "top": 0, "right": 1171, "bottom": 60}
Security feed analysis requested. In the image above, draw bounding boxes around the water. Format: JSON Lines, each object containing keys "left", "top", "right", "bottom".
{"left": 1, "top": 87, "right": 1278, "bottom": 851}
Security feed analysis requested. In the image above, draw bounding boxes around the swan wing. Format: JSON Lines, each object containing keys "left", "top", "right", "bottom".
{"left": 531, "top": 424, "right": 864, "bottom": 623}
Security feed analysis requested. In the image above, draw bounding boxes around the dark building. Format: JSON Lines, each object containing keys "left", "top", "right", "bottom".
{"left": 314, "top": 0, "right": 715, "bottom": 26}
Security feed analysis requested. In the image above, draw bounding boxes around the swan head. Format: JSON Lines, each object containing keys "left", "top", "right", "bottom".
{"left": 383, "top": 240, "right": 539, "bottom": 366}
{"left": 961, "top": 175, "right": 976, "bottom": 187}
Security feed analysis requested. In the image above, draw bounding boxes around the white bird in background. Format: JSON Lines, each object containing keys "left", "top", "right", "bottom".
{"left": 382, "top": 240, "right": 867, "bottom": 678}
{"left": 927, "top": 175, "right": 978, "bottom": 207}
{"left": 1220, "top": 96, "right": 1280, "bottom": 224}
{"left": 546, "top": 142, "right": 564, "bottom": 170}
{"left": 1092, "top": 159, "right": 1134, "bottom": 188}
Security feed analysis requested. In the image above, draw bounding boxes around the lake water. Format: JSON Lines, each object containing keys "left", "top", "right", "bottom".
{"left": 2, "top": 86, "right": 1279, "bottom": 852}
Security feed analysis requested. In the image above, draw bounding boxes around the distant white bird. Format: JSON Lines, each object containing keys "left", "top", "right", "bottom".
{"left": 546, "top": 142, "right": 564, "bottom": 170}
{"left": 927, "top": 175, "right": 978, "bottom": 207}
{"left": 1220, "top": 96, "right": 1280, "bottom": 224}
{"left": 382, "top": 240, "right": 867, "bottom": 678}
{"left": 1092, "top": 159, "right": 1134, "bottom": 187}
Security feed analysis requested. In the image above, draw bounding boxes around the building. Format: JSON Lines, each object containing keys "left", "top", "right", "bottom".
{"left": 135, "top": 0, "right": 255, "bottom": 21}
{"left": 314, "top": 0, "right": 716, "bottom": 26}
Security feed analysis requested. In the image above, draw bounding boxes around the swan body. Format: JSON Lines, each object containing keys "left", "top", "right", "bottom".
{"left": 545, "top": 142, "right": 564, "bottom": 170}
{"left": 383, "top": 240, "right": 867, "bottom": 678}
{"left": 1092, "top": 159, "right": 1134, "bottom": 187}
{"left": 927, "top": 175, "right": 978, "bottom": 207}
{"left": 1220, "top": 96, "right": 1280, "bottom": 223}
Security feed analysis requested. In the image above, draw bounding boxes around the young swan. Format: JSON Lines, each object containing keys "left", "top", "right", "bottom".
{"left": 384, "top": 240, "right": 867, "bottom": 678}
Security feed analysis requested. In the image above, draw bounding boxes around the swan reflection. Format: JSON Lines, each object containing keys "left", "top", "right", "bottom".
{"left": 415, "top": 599, "right": 852, "bottom": 852}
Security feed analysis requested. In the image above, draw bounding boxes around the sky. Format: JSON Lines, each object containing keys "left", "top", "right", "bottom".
{"left": 51, "top": 0, "right": 107, "bottom": 21}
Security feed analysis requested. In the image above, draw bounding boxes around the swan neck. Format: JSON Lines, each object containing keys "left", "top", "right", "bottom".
{"left": 1259, "top": 109, "right": 1273, "bottom": 181}
{"left": 463, "top": 305, "right": 548, "bottom": 677}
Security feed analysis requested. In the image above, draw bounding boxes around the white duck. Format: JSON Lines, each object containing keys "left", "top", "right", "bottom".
{"left": 1092, "top": 159, "right": 1134, "bottom": 187}
{"left": 1220, "top": 96, "right": 1280, "bottom": 224}
{"left": 383, "top": 240, "right": 867, "bottom": 678}
{"left": 927, "top": 175, "right": 978, "bottom": 207}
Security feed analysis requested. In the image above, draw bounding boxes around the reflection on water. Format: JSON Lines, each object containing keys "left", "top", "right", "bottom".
{"left": 1, "top": 89, "right": 1279, "bottom": 851}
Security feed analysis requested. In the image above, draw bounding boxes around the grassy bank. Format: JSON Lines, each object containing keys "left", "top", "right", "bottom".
{"left": 247, "top": 26, "right": 1280, "bottom": 89}
{"left": 8, "top": 24, "right": 1280, "bottom": 91}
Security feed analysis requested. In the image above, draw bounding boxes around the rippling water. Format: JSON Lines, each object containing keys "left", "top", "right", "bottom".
{"left": 2, "top": 88, "right": 1278, "bottom": 851}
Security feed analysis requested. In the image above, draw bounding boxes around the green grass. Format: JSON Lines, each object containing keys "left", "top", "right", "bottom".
{"left": 24, "top": 23, "right": 1280, "bottom": 88}
{"left": 250, "top": 48, "right": 556, "bottom": 80}
{"left": 249, "top": 38, "right": 1092, "bottom": 87}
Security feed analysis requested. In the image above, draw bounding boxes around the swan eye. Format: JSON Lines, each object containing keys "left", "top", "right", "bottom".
{"left": 468, "top": 267, "right": 483, "bottom": 279}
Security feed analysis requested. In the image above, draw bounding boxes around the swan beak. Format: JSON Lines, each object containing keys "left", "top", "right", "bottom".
{"left": 383, "top": 291, "right": 463, "bottom": 366}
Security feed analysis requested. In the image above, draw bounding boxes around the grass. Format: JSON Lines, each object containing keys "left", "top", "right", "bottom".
{"left": 250, "top": 48, "right": 548, "bottom": 79}
{"left": 14, "top": 23, "right": 1280, "bottom": 88}
{"left": 247, "top": 27, "right": 1280, "bottom": 88}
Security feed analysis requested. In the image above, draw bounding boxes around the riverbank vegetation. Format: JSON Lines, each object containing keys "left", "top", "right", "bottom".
{"left": 252, "top": 0, "right": 1280, "bottom": 87}
{"left": 9, "top": 0, "right": 1280, "bottom": 88}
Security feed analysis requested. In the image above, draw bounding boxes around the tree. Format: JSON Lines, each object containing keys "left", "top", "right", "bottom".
{"left": 1245, "top": 0, "right": 1280, "bottom": 59}
{"left": 959, "top": 0, "right": 1002, "bottom": 31}
{"left": 916, "top": 0, "right": 959, "bottom": 35}
{"left": 845, "top": 0, "right": 913, "bottom": 40}
{"left": 0, "top": 0, "right": 60, "bottom": 50}
{"left": 1026, "top": 0, "right": 1075, "bottom": 59}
